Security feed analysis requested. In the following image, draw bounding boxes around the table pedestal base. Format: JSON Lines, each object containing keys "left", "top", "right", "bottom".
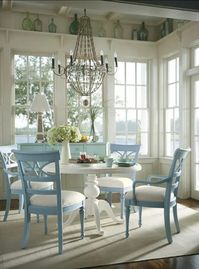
{"left": 84, "top": 174, "right": 123, "bottom": 235}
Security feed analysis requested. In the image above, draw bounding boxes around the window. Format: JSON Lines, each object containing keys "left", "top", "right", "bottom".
{"left": 67, "top": 81, "right": 104, "bottom": 142}
{"left": 194, "top": 47, "right": 199, "bottom": 67}
{"left": 165, "top": 56, "right": 179, "bottom": 156}
{"left": 14, "top": 54, "right": 54, "bottom": 143}
{"left": 192, "top": 47, "right": 199, "bottom": 195}
{"left": 114, "top": 61, "right": 149, "bottom": 155}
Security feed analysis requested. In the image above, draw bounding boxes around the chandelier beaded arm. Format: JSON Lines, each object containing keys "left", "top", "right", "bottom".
{"left": 52, "top": 9, "right": 118, "bottom": 97}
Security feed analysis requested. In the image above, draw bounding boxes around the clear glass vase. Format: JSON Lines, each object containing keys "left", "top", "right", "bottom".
{"left": 90, "top": 122, "right": 99, "bottom": 143}
{"left": 114, "top": 20, "right": 123, "bottom": 39}
{"left": 98, "top": 23, "right": 106, "bottom": 37}
{"left": 34, "top": 14, "right": 42, "bottom": 32}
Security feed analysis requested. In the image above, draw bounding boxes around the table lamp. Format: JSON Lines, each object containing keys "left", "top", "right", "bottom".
{"left": 30, "top": 93, "right": 50, "bottom": 143}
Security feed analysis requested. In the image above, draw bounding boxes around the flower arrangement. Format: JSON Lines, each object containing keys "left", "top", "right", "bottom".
{"left": 47, "top": 124, "right": 81, "bottom": 145}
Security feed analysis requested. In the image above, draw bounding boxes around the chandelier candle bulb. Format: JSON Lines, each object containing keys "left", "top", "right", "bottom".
{"left": 105, "top": 58, "right": 109, "bottom": 72}
{"left": 58, "top": 61, "right": 61, "bottom": 74}
{"left": 52, "top": 57, "right": 55, "bottom": 69}
{"left": 70, "top": 50, "right": 73, "bottom": 65}
{"left": 100, "top": 50, "right": 104, "bottom": 65}
{"left": 114, "top": 52, "right": 118, "bottom": 67}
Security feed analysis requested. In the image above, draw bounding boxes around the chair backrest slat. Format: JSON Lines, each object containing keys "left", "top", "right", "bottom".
{"left": 12, "top": 150, "right": 60, "bottom": 204}
{"left": 166, "top": 148, "right": 191, "bottom": 199}
{"left": 0, "top": 146, "right": 18, "bottom": 186}
{"left": 110, "top": 144, "right": 141, "bottom": 163}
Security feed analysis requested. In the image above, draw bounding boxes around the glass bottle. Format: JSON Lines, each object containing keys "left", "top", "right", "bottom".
{"left": 48, "top": 18, "right": 57, "bottom": 33}
{"left": 22, "top": 12, "right": 34, "bottom": 31}
{"left": 160, "top": 23, "right": 165, "bottom": 38}
{"left": 34, "top": 14, "right": 42, "bottom": 32}
{"left": 132, "top": 29, "right": 138, "bottom": 40}
{"left": 69, "top": 13, "right": 79, "bottom": 35}
{"left": 165, "top": 18, "right": 173, "bottom": 35}
{"left": 114, "top": 20, "right": 123, "bottom": 39}
{"left": 138, "top": 22, "right": 148, "bottom": 41}
{"left": 98, "top": 24, "right": 106, "bottom": 37}
{"left": 164, "top": 19, "right": 170, "bottom": 35}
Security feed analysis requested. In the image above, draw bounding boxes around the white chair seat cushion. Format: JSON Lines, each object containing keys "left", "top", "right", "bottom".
{"left": 11, "top": 180, "right": 53, "bottom": 190}
{"left": 30, "top": 190, "right": 85, "bottom": 207}
{"left": 98, "top": 176, "right": 132, "bottom": 189}
{"left": 126, "top": 185, "right": 168, "bottom": 202}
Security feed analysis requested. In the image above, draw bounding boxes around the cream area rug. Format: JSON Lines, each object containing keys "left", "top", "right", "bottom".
{"left": 1, "top": 203, "right": 199, "bottom": 269}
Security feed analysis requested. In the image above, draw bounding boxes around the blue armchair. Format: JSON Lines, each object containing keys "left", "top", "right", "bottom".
{"left": 125, "top": 147, "right": 191, "bottom": 243}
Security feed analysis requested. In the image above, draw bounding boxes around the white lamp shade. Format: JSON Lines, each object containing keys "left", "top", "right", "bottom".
{"left": 30, "top": 93, "right": 50, "bottom": 113}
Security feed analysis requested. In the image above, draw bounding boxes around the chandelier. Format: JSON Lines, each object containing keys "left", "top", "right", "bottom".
{"left": 52, "top": 9, "right": 118, "bottom": 98}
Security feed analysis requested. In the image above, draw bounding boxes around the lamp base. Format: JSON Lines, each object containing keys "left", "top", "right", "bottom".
{"left": 35, "top": 134, "right": 45, "bottom": 143}
{"left": 36, "top": 112, "right": 45, "bottom": 143}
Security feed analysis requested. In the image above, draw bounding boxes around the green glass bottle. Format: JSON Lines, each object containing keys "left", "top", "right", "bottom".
{"left": 69, "top": 14, "right": 79, "bottom": 35}
{"left": 34, "top": 14, "right": 42, "bottom": 32}
{"left": 48, "top": 18, "right": 57, "bottom": 33}
{"left": 138, "top": 22, "right": 148, "bottom": 41}
{"left": 22, "top": 12, "right": 34, "bottom": 31}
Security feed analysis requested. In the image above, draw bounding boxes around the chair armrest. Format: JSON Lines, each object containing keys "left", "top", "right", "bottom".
{"left": 131, "top": 176, "right": 169, "bottom": 201}
{"left": 133, "top": 176, "right": 169, "bottom": 190}
{"left": 4, "top": 168, "right": 18, "bottom": 178}
{"left": 147, "top": 175, "right": 167, "bottom": 181}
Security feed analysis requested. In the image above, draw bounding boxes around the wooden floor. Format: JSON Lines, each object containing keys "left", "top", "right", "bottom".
{"left": 1, "top": 198, "right": 199, "bottom": 269}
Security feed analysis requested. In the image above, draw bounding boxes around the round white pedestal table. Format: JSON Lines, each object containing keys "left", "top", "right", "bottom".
{"left": 46, "top": 162, "right": 142, "bottom": 235}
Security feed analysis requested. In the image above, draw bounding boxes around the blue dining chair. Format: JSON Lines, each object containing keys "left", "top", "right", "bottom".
{"left": 12, "top": 150, "right": 85, "bottom": 254}
{"left": 0, "top": 146, "right": 53, "bottom": 221}
{"left": 125, "top": 147, "right": 191, "bottom": 243}
{"left": 0, "top": 146, "right": 22, "bottom": 221}
{"left": 98, "top": 144, "right": 141, "bottom": 219}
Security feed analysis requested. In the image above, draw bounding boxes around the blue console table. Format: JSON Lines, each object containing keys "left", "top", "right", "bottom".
{"left": 17, "top": 142, "right": 108, "bottom": 159}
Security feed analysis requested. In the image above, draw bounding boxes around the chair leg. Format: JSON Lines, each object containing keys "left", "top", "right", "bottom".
{"left": 164, "top": 206, "right": 172, "bottom": 244}
{"left": 3, "top": 193, "right": 11, "bottom": 221}
{"left": 44, "top": 215, "right": 48, "bottom": 235}
{"left": 120, "top": 192, "right": 125, "bottom": 219}
{"left": 173, "top": 204, "right": 180, "bottom": 233}
{"left": 138, "top": 206, "right": 142, "bottom": 227}
{"left": 57, "top": 212, "right": 63, "bottom": 254}
{"left": 21, "top": 211, "right": 31, "bottom": 249}
{"left": 125, "top": 205, "right": 130, "bottom": 238}
{"left": 79, "top": 206, "right": 84, "bottom": 239}
{"left": 36, "top": 214, "right": 40, "bottom": 223}
{"left": 18, "top": 194, "right": 24, "bottom": 213}
{"left": 107, "top": 192, "right": 112, "bottom": 206}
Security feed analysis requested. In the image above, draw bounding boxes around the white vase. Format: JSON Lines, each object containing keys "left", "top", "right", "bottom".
{"left": 60, "top": 140, "right": 71, "bottom": 164}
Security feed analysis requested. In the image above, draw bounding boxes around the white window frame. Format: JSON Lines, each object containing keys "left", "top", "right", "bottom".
{"left": 164, "top": 55, "right": 180, "bottom": 157}
{"left": 114, "top": 59, "right": 150, "bottom": 156}
{"left": 13, "top": 52, "right": 54, "bottom": 144}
